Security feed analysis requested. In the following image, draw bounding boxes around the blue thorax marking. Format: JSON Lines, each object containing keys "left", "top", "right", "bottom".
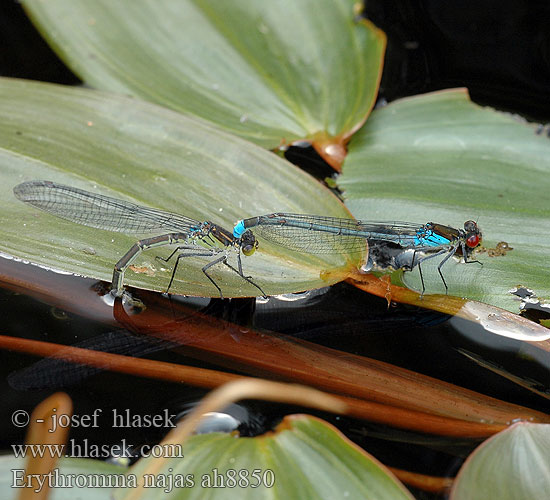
{"left": 414, "top": 229, "right": 450, "bottom": 247}
{"left": 233, "top": 220, "right": 246, "bottom": 238}
{"left": 189, "top": 222, "right": 207, "bottom": 235}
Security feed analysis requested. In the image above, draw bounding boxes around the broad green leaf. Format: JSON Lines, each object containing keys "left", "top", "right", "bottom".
{"left": 21, "top": 0, "right": 386, "bottom": 167}
{"left": 0, "top": 456, "right": 126, "bottom": 499}
{"left": 450, "top": 422, "right": 550, "bottom": 500}
{"left": 114, "top": 415, "right": 413, "bottom": 500}
{"left": 340, "top": 89, "right": 550, "bottom": 312}
{"left": 0, "top": 78, "right": 359, "bottom": 298}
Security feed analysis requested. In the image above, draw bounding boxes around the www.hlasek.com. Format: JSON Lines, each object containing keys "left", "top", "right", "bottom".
{"left": 12, "top": 468, "right": 276, "bottom": 493}
{"left": 10, "top": 408, "right": 184, "bottom": 460}
{"left": 12, "top": 439, "right": 182, "bottom": 460}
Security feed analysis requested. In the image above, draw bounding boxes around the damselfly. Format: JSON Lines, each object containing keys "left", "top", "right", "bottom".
{"left": 233, "top": 213, "right": 482, "bottom": 293}
{"left": 14, "top": 180, "right": 265, "bottom": 298}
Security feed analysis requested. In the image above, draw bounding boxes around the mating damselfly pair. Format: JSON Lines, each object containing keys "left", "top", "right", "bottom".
{"left": 13, "top": 180, "right": 482, "bottom": 298}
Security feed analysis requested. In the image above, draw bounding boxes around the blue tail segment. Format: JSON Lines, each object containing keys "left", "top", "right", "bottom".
{"left": 233, "top": 219, "right": 246, "bottom": 238}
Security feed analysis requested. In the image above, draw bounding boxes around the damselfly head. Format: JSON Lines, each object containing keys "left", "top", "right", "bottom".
{"left": 463, "top": 220, "right": 481, "bottom": 249}
{"left": 240, "top": 230, "right": 258, "bottom": 256}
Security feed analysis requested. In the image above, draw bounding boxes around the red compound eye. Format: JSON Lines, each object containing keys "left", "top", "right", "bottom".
{"left": 466, "top": 234, "right": 480, "bottom": 248}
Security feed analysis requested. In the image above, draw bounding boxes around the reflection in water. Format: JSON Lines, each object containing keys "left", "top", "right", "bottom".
{"left": 8, "top": 329, "right": 175, "bottom": 390}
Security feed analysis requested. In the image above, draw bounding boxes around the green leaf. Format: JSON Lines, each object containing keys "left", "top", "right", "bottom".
{"left": 21, "top": 0, "right": 385, "bottom": 158}
{"left": 0, "top": 78, "right": 359, "bottom": 297}
{"left": 451, "top": 422, "right": 550, "bottom": 499}
{"left": 340, "top": 89, "right": 550, "bottom": 312}
{"left": 0, "top": 456, "right": 126, "bottom": 499}
{"left": 114, "top": 415, "right": 414, "bottom": 500}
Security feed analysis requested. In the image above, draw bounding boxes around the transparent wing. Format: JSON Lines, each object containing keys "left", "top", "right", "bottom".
{"left": 246, "top": 213, "right": 424, "bottom": 254}
{"left": 14, "top": 180, "right": 201, "bottom": 234}
{"left": 7, "top": 330, "right": 173, "bottom": 390}
{"left": 253, "top": 226, "right": 369, "bottom": 253}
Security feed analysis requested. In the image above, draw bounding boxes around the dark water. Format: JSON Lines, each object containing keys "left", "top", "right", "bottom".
{"left": 2, "top": 1, "right": 550, "bottom": 497}
{"left": 1, "top": 266, "right": 549, "bottom": 480}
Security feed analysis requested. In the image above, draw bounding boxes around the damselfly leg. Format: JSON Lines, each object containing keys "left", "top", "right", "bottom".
{"left": 155, "top": 245, "right": 222, "bottom": 294}
{"left": 411, "top": 246, "right": 457, "bottom": 295}
{"left": 157, "top": 246, "right": 266, "bottom": 299}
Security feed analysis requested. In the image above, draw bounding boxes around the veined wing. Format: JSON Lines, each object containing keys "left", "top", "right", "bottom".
{"left": 244, "top": 213, "right": 424, "bottom": 253}
{"left": 14, "top": 180, "right": 201, "bottom": 234}
{"left": 8, "top": 330, "right": 174, "bottom": 390}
